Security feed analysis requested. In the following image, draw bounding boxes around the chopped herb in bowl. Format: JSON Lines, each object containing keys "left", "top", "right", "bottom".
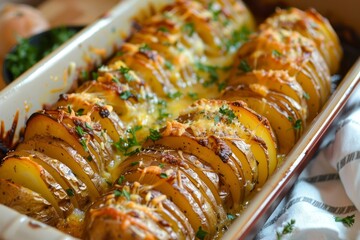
{"left": 3, "top": 26, "right": 83, "bottom": 83}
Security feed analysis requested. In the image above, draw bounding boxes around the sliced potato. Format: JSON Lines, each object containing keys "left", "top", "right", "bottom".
{"left": 144, "top": 131, "right": 245, "bottom": 209}
{"left": 233, "top": 28, "right": 330, "bottom": 121}
{"left": 261, "top": 7, "right": 342, "bottom": 74}
{"left": 228, "top": 70, "right": 308, "bottom": 121}
{"left": 0, "top": 155, "right": 73, "bottom": 218}
{"left": 0, "top": 179, "right": 60, "bottom": 226}
{"left": 55, "top": 93, "right": 125, "bottom": 143}
{"left": 224, "top": 86, "right": 299, "bottom": 155}
{"left": 24, "top": 110, "right": 103, "bottom": 176}
{"left": 85, "top": 184, "right": 194, "bottom": 240}
{"left": 122, "top": 167, "right": 214, "bottom": 235}
{"left": 10, "top": 149, "right": 91, "bottom": 209}
{"left": 16, "top": 135, "right": 105, "bottom": 198}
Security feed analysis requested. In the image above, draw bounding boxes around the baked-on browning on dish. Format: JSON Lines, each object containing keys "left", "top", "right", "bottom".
{"left": 0, "top": 0, "right": 342, "bottom": 239}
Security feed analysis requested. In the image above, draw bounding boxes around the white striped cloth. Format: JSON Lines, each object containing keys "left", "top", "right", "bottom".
{"left": 256, "top": 88, "right": 360, "bottom": 240}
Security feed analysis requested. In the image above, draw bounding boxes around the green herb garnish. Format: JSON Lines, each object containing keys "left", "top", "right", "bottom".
{"left": 335, "top": 214, "right": 355, "bottom": 227}
{"left": 113, "top": 125, "right": 142, "bottom": 156}
{"left": 196, "top": 226, "right": 208, "bottom": 240}
{"left": 158, "top": 26, "right": 169, "bottom": 33}
{"left": 139, "top": 43, "right": 151, "bottom": 53}
{"left": 75, "top": 125, "right": 85, "bottom": 137}
{"left": 272, "top": 49, "right": 282, "bottom": 57}
{"left": 117, "top": 175, "right": 126, "bottom": 185}
{"left": 164, "top": 60, "right": 174, "bottom": 70}
{"left": 183, "top": 22, "right": 195, "bottom": 37}
{"left": 167, "top": 91, "right": 182, "bottom": 99}
{"left": 119, "top": 66, "right": 134, "bottom": 81}
{"left": 238, "top": 59, "right": 252, "bottom": 73}
{"left": 148, "top": 129, "right": 162, "bottom": 141}
{"left": 276, "top": 219, "right": 295, "bottom": 240}
{"left": 303, "top": 92, "right": 310, "bottom": 100}
{"left": 66, "top": 188, "right": 75, "bottom": 197}
{"left": 219, "top": 105, "right": 236, "bottom": 123}
{"left": 120, "top": 90, "right": 132, "bottom": 100}
{"left": 188, "top": 92, "right": 199, "bottom": 100}
{"left": 80, "top": 138, "right": 88, "bottom": 152}
{"left": 160, "top": 173, "right": 168, "bottom": 179}
{"left": 225, "top": 26, "right": 251, "bottom": 52}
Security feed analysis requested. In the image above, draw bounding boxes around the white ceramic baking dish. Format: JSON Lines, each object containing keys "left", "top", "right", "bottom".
{"left": 0, "top": 0, "right": 359, "bottom": 239}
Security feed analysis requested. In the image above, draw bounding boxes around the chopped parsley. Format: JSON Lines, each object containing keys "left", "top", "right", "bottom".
{"left": 148, "top": 129, "right": 162, "bottom": 141}
{"left": 117, "top": 175, "right": 126, "bottom": 185}
{"left": 75, "top": 125, "right": 85, "bottom": 137}
{"left": 113, "top": 125, "right": 142, "bottom": 156}
{"left": 195, "top": 62, "right": 219, "bottom": 87}
{"left": 92, "top": 72, "right": 99, "bottom": 80}
{"left": 164, "top": 60, "right": 174, "bottom": 70}
{"left": 120, "top": 90, "right": 133, "bottom": 100}
{"left": 112, "top": 76, "right": 120, "bottom": 84}
{"left": 114, "top": 189, "right": 131, "bottom": 200}
{"left": 131, "top": 161, "right": 140, "bottom": 166}
{"left": 276, "top": 219, "right": 295, "bottom": 240}
{"left": 219, "top": 105, "right": 236, "bottom": 123}
{"left": 218, "top": 82, "right": 227, "bottom": 92}
{"left": 159, "top": 163, "right": 165, "bottom": 168}
{"left": 225, "top": 26, "right": 251, "bottom": 52}
{"left": 272, "top": 49, "right": 282, "bottom": 57}
{"left": 167, "top": 91, "right": 182, "bottom": 99}
{"left": 288, "top": 117, "right": 302, "bottom": 131}
{"left": 67, "top": 105, "right": 72, "bottom": 114}
{"left": 188, "top": 92, "right": 199, "bottom": 100}
{"left": 5, "top": 27, "right": 78, "bottom": 80}
{"left": 158, "top": 26, "right": 169, "bottom": 33}
{"left": 208, "top": 2, "right": 222, "bottom": 21}
{"left": 335, "top": 214, "right": 355, "bottom": 227}
{"left": 303, "top": 92, "right": 310, "bottom": 100}
{"left": 157, "top": 100, "right": 171, "bottom": 122}
{"left": 85, "top": 122, "right": 93, "bottom": 130}
{"left": 182, "top": 22, "right": 195, "bottom": 37}
{"left": 79, "top": 138, "right": 88, "bottom": 152}
{"left": 196, "top": 226, "right": 208, "bottom": 240}
{"left": 139, "top": 43, "right": 151, "bottom": 53}
{"left": 65, "top": 188, "right": 75, "bottom": 197}
{"left": 160, "top": 173, "right": 168, "bottom": 179}
{"left": 119, "top": 66, "right": 134, "bottom": 81}
{"left": 237, "top": 59, "right": 252, "bottom": 73}
{"left": 75, "top": 108, "right": 85, "bottom": 116}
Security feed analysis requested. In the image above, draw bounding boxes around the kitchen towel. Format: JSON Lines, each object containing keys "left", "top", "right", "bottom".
{"left": 256, "top": 86, "right": 360, "bottom": 240}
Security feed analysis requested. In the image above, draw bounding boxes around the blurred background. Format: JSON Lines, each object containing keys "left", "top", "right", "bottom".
{"left": 0, "top": 0, "right": 119, "bottom": 90}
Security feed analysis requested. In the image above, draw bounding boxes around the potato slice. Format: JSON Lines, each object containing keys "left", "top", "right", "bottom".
{"left": 228, "top": 70, "right": 308, "bottom": 120}
{"left": 10, "top": 149, "right": 91, "bottom": 209}
{"left": 180, "top": 99, "right": 277, "bottom": 176}
{"left": 144, "top": 131, "right": 245, "bottom": 209}
{"left": 121, "top": 166, "right": 214, "bottom": 235}
{"left": 0, "top": 179, "right": 60, "bottom": 226}
{"left": 85, "top": 185, "right": 195, "bottom": 240}
{"left": 222, "top": 85, "right": 299, "bottom": 155}
{"left": 16, "top": 135, "right": 105, "bottom": 198}
{"left": 76, "top": 79, "right": 156, "bottom": 128}
{"left": 234, "top": 28, "right": 330, "bottom": 121}
{"left": 126, "top": 148, "right": 227, "bottom": 220}
{"left": 24, "top": 110, "right": 102, "bottom": 176}
{"left": 44, "top": 109, "right": 114, "bottom": 178}
{"left": 55, "top": 93, "right": 125, "bottom": 143}
{"left": 0, "top": 155, "right": 73, "bottom": 218}
{"left": 261, "top": 7, "right": 342, "bottom": 74}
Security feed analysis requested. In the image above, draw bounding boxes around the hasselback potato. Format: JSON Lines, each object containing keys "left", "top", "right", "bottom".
{"left": 0, "top": 0, "right": 342, "bottom": 239}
